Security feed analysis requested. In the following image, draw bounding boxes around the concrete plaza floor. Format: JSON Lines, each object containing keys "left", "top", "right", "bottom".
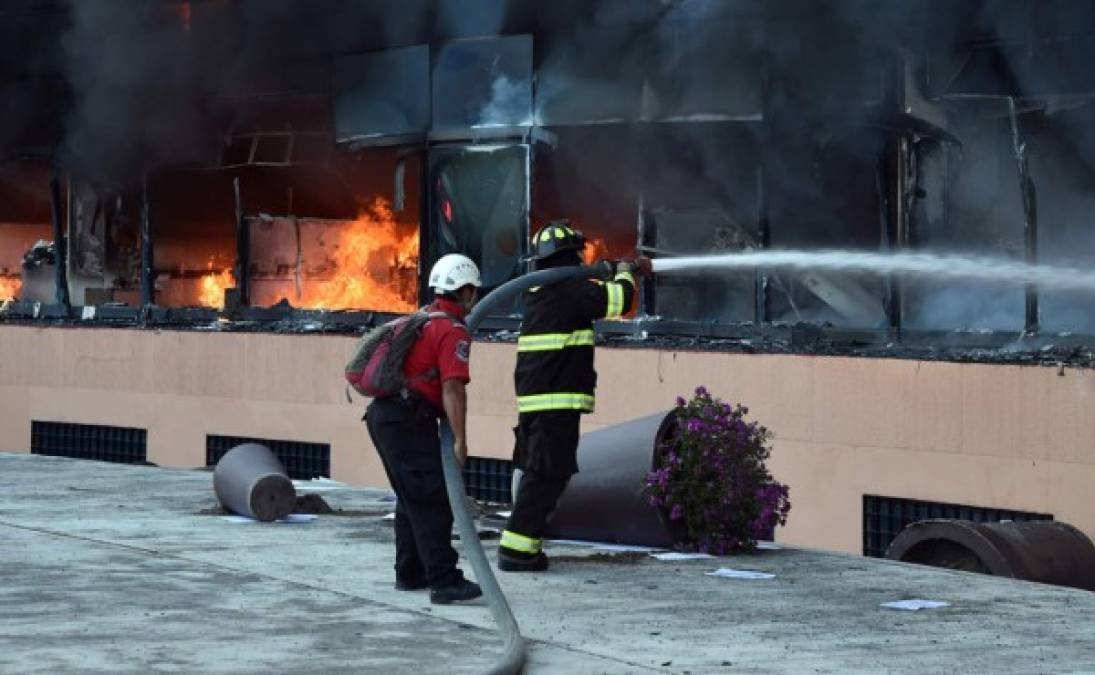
{"left": 1, "top": 452, "right": 1093, "bottom": 674}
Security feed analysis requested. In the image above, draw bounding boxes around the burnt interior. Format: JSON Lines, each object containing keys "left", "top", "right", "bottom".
{"left": 2, "top": 0, "right": 1095, "bottom": 363}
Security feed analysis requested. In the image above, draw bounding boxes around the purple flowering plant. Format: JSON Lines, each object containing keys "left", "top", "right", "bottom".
{"left": 645, "top": 386, "right": 791, "bottom": 554}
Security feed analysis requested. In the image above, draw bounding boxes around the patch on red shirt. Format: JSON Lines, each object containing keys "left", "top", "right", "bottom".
{"left": 455, "top": 339, "right": 470, "bottom": 363}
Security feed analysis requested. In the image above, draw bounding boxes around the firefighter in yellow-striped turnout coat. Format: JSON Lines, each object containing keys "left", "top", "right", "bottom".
{"left": 498, "top": 220, "right": 651, "bottom": 572}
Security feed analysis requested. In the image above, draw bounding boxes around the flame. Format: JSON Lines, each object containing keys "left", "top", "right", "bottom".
{"left": 199, "top": 266, "right": 234, "bottom": 308}
{"left": 300, "top": 197, "right": 418, "bottom": 311}
{"left": 0, "top": 277, "right": 20, "bottom": 301}
{"left": 579, "top": 234, "right": 639, "bottom": 318}
{"left": 583, "top": 237, "right": 609, "bottom": 265}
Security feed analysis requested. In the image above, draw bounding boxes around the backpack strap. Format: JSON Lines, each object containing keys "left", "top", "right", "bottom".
{"left": 398, "top": 309, "right": 466, "bottom": 398}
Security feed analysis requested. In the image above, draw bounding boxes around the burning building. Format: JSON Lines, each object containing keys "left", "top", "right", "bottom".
{"left": 2, "top": 0, "right": 1095, "bottom": 558}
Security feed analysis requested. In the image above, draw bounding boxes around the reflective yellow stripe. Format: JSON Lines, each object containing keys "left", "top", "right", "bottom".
{"left": 500, "top": 529, "right": 542, "bottom": 554}
{"left": 517, "top": 393, "right": 596, "bottom": 413}
{"left": 517, "top": 330, "right": 595, "bottom": 352}
{"left": 605, "top": 282, "right": 624, "bottom": 318}
{"left": 613, "top": 270, "right": 635, "bottom": 287}
{"left": 553, "top": 227, "right": 566, "bottom": 239}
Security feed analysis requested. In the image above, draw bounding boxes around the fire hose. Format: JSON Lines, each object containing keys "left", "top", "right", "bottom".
{"left": 439, "top": 263, "right": 606, "bottom": 675}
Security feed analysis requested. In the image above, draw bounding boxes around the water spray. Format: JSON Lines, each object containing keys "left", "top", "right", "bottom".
{"left": 651, "top": 249, "right": 1095, "bottom": 293}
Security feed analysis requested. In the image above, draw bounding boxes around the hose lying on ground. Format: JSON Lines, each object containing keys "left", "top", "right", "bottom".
{"left": 439, "top": 264, "right": 605, "bottom": 675}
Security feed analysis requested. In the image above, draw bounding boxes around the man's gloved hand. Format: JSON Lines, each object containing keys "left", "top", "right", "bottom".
{"left": 614, "top": 256, "right": 654, "bottom": 278}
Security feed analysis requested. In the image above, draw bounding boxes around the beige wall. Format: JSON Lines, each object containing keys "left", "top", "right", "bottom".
{"left": 2, "top": 323, "right": 1093, "bottom": 554}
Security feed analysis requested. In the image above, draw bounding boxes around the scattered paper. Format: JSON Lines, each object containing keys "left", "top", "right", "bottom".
{"left": 221, "top": 513, "right": 318, "bottom": 524}
{"left": 494, "top": 510, "right": 512, "bottom": 518}
{"left": 381, "top": 512, "right": 396, "bottom": 521}
{"left": 547, "top": 539, "right": 664, "bottom": 553}
{"left": 881, "top": 599, "right": 950, "bottom": 611}
{"left": 705, "top": 568, "right": 775, "bottom": 580}
{"left": 756, "top": 541, "right": 781, "bottom": 551}
{"left": 292, "top": 477, "right": 348, "bottom": 492}
{"left": 651, "top": 552, "right": 715, "bottom": 561}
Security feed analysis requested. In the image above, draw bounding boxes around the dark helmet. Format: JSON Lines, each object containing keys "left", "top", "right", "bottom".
{"left": 530, "top": 219, "right": 586, "bottom": 262}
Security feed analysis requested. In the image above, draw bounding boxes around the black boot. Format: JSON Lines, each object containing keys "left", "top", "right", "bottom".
{"left": 429, "top": 578, "right": 483, "bottom": 605}
{"left": 498, "top": 547, "right": 549, "bottom": 572}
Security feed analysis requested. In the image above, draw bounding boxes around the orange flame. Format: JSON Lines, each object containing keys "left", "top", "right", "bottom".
{"left": 299, "top": 197, "right": 418, "bottom": 311}
{"left": 583, "top": 237, "right": 609, "bottom": 265}
{"left": 0, "top": 277, "right": 20, "bottom": 301}
{"left": 199, "top": 266, "right": 234, "bottom": 308}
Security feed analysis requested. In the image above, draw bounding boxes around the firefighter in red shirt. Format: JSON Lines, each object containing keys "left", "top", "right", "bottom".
{"left": 365, "top": 254, "right": 483, "bottom": 605}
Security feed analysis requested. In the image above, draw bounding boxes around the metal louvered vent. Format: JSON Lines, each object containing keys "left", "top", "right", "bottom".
{"left": 206, "top": 435, "right": 330, "bottom": 480}
{"left": 31, "top": 421, "right": 148, "bottom": 464}
{"left": 463, "top": 456, "right": 514, "bottom": 504}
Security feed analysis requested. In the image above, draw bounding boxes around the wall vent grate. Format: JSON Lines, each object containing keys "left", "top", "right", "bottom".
{"left": 206, "top": 435, "right": 331, "bottom": 480}
{"left": 31, "top": 421, "right": 148, "bottom": 464}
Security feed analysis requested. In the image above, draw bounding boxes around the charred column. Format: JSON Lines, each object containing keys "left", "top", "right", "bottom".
{"left": 1008, "top": 98, "right": 1039, "bottom": 333}
{"left": 233, "top": 176, "right": 250, "bottom": 306}
{"left": 49, "top": 170, "right": 69, "bottom": 308}
{"left": 139, "top": 173, "right": 154, "bottom": 307}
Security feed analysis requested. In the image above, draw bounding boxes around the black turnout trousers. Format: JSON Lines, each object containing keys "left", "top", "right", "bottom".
{"left": 365, "top": 397, "right": 461, "bottom": 589}
{"left": 505, "top": 410, "right": 582, "bottom": 543}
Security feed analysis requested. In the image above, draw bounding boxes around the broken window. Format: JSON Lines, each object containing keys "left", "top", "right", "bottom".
{"left": 904, "top": 105, "right": 1028, "bottom": 331}
{"left": 246, "top": 147, "right": 421, "bottom": 312}
{"left": 0, "top": 161, "right": 54, "bottom": 303}
{"left": 149, "top": 170, "right": 235, "bottom": 309}
{"left": 432, "top": 35, "right": 533, "bottom": 137}
{"left": 428, "top": 145, "right": 528, "bottom": 300}
{"left": 333, "top": 45, "right": 430, "bottom": 143}
{"left": 534, "top": 25, "right": 648, "bottom": 126}
{"left": 643, "top": 123, "right": 762, "bottom": 323}
{"left": 765, "top": 126, "right": 889, "bottom": 328}
{"left": 1028, "top": 103, "right": 1095, "bottom": 334}
{"left": 532, "top": 125, "right": 640, "bottom": 273}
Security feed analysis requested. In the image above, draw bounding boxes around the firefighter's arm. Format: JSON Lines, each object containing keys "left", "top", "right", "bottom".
{"left": 442, "top": 379, "right": 468, "bottom": 467}
{"left": 596, "top": 260, "right": 641, "bottom": 319}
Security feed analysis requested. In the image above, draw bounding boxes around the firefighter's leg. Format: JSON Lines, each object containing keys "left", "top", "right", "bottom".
{"left": 499, "top": 411, "right": 581, "bottom": 572}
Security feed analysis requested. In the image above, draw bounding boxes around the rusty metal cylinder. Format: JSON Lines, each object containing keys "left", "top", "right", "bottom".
{"left": 543, "top": 411, "right": 678, "bottom": 547}
{"left": 886, "top": 519, "right": 1095, "bottom": 592}
{"left": 213, "top": 443, "right": 297, "bottom": 522}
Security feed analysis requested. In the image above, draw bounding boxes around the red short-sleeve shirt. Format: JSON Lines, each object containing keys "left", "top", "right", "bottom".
{"left": 402, "top": 297, "right": 471, "bottom": 412}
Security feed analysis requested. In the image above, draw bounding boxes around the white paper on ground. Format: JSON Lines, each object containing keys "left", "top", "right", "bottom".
{"left": 547, "top": 539, "right": 664, "bottom": 553}
{"left": 292, "top": 477, "right": 348, "bottom": 492}
{"left": 705, "top": 568, "right": 776, "bottom": 580}
{"left": 222, "top": 513, "right": 318, "bottom": 524}
{"left": 756, "top": 541, "right": 781, "bottom": 550}
{"left": 881, "top": 599, "right": 950, "bottom": 611}
{"left": 381, "top": 512, "right": 396, "bottom": 521}
{"left": 651, "top": 552, "right": 715, "bottom": 561}
{"left": 494, "top": 510, "right": 512, "bottom": 518}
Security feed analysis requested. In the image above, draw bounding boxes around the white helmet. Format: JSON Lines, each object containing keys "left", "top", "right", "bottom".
{"left": 429, "top": 254, "right": 482, "bottom": 293}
